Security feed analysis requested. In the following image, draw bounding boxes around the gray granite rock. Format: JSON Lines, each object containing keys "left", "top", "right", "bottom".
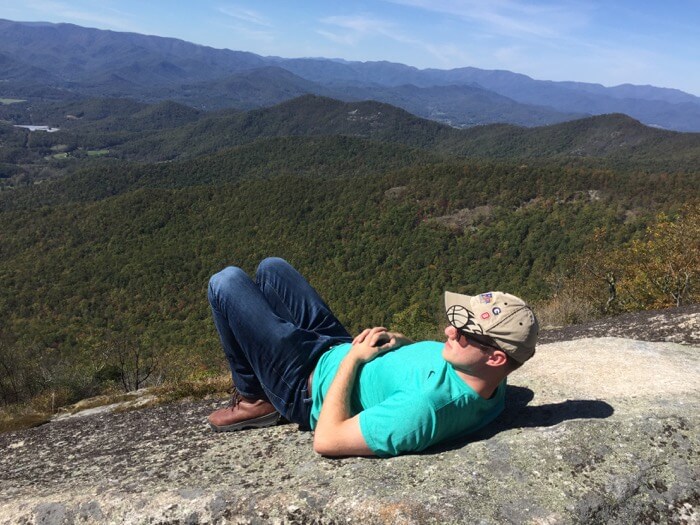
{"left": 1, "top": 334, "right": 698, "bottom": 524}
{"left": 539, "top": 304, "right": 700, "bottom": 346}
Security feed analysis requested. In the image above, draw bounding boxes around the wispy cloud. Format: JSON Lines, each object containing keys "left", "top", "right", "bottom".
{"left": 219, "top": 22, "right": 275, "bottom": 44}
{"left": 384, "top": 0, "right": 590, "bottom": 39}
{"left": 317, "top": 14, "right": 406, "bottom": 54}
{"left": 567, "top": 40, "right": 662, "bottom": 86}
{"left": 214, "top": 4, "right": 275, "bottom": 47}
{"left": 318, "top": 13, "right": 470, "bottom": 67}
{"left": 316, "top": 29, "right": 360, "bottom": 46}
{"left": 320, "top": 15, "right": 393, "bottom": 34}
{"left": 218, "top": 5, "right": 272, "bottom": 27}
{"left": 423, "top": 43, "right": 472, "bottom": 68}
{"left": 23, "top": 0, "right": 139, "bottom": 32}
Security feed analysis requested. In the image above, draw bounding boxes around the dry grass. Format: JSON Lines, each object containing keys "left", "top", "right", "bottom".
{"left": 535, "top": 290, "right": 598, "bottom": 329}
{"left": 0, "top": 374, "right": 233, "bottom": 434}
{"left": 153, "top": 374, "right": 232, "bottom": 403}
{"left": 61, "top": 392, "right": 143, "bottom": 413}
{"left": 0, "top": 410, "right": 52, "bottom": 433}
{"left": 0, "top": 388, "right": 73, "bottom": 433}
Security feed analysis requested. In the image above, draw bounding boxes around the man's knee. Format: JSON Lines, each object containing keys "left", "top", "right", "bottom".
{"left": 256, "top": 257, "right": 291, "bottom": 281}
{"left": 208, "top": 266, "right": 248, "bottom": 303}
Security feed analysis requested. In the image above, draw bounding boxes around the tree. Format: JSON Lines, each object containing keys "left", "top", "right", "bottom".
{"left": 106, "top": 337, "right": 159, "bottom": 392}
{"left": 0, "top": 335, "right": 45, "bottom": 405}
{"left": 390, "top": 303, "right": 443, "bottom": 342}
{"left": 552, "top": 204, "right": 700, "bottom": 316}
{"left": 620, "top": 205, "right": 700, "bottom": 309}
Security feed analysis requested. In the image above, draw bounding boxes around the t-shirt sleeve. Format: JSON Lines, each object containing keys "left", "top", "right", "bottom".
{"left": 359, "top": 392, "right": 438, "bottom": 457}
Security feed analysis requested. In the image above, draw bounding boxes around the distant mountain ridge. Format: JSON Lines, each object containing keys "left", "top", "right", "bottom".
{"left": 1, "top": 18, "right": 700, "bottom": 131}
{"left": 2, "top": 94, "right": 698, "bottom": 178}
{"left": 126, "top": 95, "right": 699, "bottom": 162}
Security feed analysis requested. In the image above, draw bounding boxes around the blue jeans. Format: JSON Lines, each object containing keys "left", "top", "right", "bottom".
{"left": 207, "top": 257, "right": 351, "bottom": 429}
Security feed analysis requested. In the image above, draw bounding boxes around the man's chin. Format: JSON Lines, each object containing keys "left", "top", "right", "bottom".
{"left": 441, "top": 343, "right": 451, "bottom": 361}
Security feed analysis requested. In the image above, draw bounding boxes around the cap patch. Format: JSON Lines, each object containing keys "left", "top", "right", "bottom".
{"left": 478, "top": 293, "right": 493, "bottom": 304}
{"left": 481, "top": 312, "right": 490, "bottom": 320}
{"left": 492, "top": 307, "right": 501, "bottom": 315}
{"left": 446, "top": 305, "right": 484, "bottom": 335}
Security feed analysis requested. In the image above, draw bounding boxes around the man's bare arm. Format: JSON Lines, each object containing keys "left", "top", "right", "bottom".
{"left": 313, "top": 326, "right": 409, "bottom": 456}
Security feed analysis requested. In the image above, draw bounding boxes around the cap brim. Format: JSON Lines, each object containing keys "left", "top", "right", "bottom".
{"left": 444, "top": 290, "right": 474, "bottom": 315}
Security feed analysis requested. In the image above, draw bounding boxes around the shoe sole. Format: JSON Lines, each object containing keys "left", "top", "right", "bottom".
{"left": 209, "top": 411, "right": 281, "bottom": 432}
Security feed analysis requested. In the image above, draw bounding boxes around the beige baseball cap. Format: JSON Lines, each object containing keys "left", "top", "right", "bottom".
{"left": 444, "top": 291, "right": 539, "bottom": 363}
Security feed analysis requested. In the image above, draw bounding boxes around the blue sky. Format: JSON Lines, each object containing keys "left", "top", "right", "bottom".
{"left": 2, "top": 0, "right": 699, "bottom": 96}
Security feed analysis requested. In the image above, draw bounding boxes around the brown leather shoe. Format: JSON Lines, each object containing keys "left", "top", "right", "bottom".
{"left": 208, "top": 390, "right": 280, "bottom": 432}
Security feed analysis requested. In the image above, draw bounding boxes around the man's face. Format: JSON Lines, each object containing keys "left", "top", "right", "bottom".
{"left": 442, "top": 325, "right": 496, "bottom": 372}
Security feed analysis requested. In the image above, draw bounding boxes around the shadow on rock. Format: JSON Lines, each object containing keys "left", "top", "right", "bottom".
{"left": 433, "top": 385, "right": 615, "bottom": 453}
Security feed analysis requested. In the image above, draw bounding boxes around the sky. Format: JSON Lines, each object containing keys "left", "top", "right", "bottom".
{"left": 1, "top": 0, "right": 699, "bottom": 96}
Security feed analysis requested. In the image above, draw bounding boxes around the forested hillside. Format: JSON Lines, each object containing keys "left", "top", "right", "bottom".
{"left": 0, "top": 94, "right": 698, "bottom": 420}
{"left": 3, "top": 95, "right": 699, "bottom": 191}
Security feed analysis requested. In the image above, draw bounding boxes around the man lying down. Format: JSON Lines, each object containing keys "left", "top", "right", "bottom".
{"left": 206, "top": 258, "right": 539, "bottom": 457}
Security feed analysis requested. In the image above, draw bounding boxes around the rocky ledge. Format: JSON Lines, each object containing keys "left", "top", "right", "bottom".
{"left": 1, "top": 308, "right": 698, "bottom": 524}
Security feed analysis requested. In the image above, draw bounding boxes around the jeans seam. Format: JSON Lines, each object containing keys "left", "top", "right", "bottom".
{"left": 261, "top": 280, "right": 297, "bottom": 326}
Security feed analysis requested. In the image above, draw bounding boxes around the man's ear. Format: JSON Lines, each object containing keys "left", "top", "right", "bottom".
{"left": 486, "top": 350, "right": 508, "bottom": 367}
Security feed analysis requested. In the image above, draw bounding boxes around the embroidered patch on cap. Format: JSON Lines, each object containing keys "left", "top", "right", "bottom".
{"left": 478, "top": 293, "right": 493, "bottom": 304}
{"left": 481, "top": 312, "right": 490, "bottom": 320}
{"left": 492, "top": 307, "right": 502, "bottom": 315}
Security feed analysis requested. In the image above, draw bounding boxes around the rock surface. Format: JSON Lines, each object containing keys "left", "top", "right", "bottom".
{"left": 539, "top": 304, "right": 700, "bottom": 346}
{"left": 1, "top": 309, "right": 699, "bottom": 524}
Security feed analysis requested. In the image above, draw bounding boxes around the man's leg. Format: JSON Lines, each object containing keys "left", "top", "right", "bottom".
{"left": 255, "top": 257, "right": 351, "bottom": 341}
{"left": 208, "top": 266, "right": 267, "bottom": 401}
{"left": 207, "top": 266, "right": 279, "bottom": 431}
{"left": 207, "top": 263, "right": 347, "bottom": 430}
{"left": 254, "top": 258, "right": 352, "bottom": 428}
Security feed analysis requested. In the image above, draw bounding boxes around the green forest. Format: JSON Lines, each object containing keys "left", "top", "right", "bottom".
{"left": 1, "top": 95, "right": 698, "bottom": 426}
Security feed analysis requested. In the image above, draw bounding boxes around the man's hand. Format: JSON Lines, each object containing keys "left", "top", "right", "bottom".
{"left": 313, "top": 326, "right": 414, "bottom": 456}
{"left": 352, "top": 326, "right": 413, "bottom": 360}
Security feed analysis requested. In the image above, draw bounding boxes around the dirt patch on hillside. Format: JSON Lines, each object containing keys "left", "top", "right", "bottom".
{"left": 430, "top": 205, "right": 492, "bottom": 230}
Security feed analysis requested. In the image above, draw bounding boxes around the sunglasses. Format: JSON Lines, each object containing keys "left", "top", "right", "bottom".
{"left": 462, "top": 332, "right": 500, "bottom": 353}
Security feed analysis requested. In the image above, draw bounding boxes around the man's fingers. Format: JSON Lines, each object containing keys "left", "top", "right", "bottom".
{"left": 371, "top": 331, "right": 391, "bottom": 347}
{"left": 354, "top": 327, "right": 388, "bottom": 345}
{"left": 349, "top": 327, "right": 394, "bottom": 362}
{"left": 370, "top": 328, "right": 387, "bottom": 342}
{"left": 353, "top": 328, "right": 372, "bottom": 344}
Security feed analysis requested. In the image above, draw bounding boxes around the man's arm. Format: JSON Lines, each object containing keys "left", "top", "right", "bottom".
{"left": 313, "top": 326, "right": 411, "bottom": 456}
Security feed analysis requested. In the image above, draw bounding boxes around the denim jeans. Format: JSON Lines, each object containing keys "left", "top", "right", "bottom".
{"left": 207, "top": 257, "right": 352, "bottom": 429}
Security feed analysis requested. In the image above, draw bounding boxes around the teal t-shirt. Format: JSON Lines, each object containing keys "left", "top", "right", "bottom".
{"left": 309, "top": 341, "right": 506, "bottom": 457}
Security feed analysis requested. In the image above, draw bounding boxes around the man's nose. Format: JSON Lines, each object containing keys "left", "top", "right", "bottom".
{"left": 445, "top": 325, "right": 457, "bottom": 339}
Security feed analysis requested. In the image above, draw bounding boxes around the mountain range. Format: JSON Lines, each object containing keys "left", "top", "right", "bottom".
{"left": 2, "top": 94, "right": 698, "bottom": 190}
{"left": 2, "top": 19, "right": 700, "bottom": 131}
